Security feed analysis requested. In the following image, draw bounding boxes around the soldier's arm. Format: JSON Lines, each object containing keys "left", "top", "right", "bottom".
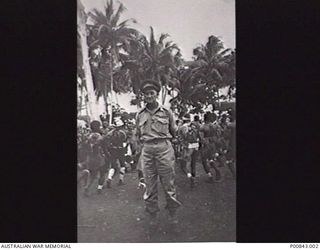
{"left": 135, "top": 113, "right": 141, "bottom": 141}
{"left": 167, "top": 109, "right": 176, "bottom": 138}
{"left": 135, "top": 113, "right": 142, "bottom": 154}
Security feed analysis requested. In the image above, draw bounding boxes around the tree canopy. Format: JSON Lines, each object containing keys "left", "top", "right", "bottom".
{"left": 77, "top": 0, "right": 236, "bottom": 120}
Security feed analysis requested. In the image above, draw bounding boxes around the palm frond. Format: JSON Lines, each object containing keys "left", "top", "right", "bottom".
{"left": 116, "top": 27, "right": 140, "bottom": 38}
{"left": 89, "top": 39, "right": 102, "bottom": 48}
{"left": 158, "top": 33, "right": 169, "bottom": 46}
{"left": 159, "top": 53, "right": 174, "bottom": 66}
{"left": 219, "top": 48, "right": 232, "bottom": 57}
{"left": 89, "top": 9, "right": 109, "bottom": 25}
{"left": 117, "top": 18, "right": 137, "bottom": 29}
{"left": 97, "top": 24, "right": 112, "bottom": 36}
{"left": 209, "top": 68, "right": 223, "bottom": 81}
{"left": 149, "top": 26, "right": 157, "bottom": 57}
{"left": 111, "top": 2, "right": 126, "bottom": 26}
{"left": 141, "top": 36, "right": 151, "bottom": 57}
{"left": 105, "top": 0, "right": 114, "bottom": 21}
{"left": 159, "top": 44, "right": 179, "bottom": 58}
{"left": 121, "top": 60, "right": 141, "bottom": 70}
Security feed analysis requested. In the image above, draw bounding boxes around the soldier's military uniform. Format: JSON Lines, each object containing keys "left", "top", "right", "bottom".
{"left": 105, "top": 120, "right": 128, "bottom": 187}
{"left": 178, "top": 115, "right": 200, "bottom": 187}
{"left": 78, "top": 132, "right": 106, "bottom": 195}
{"left": 199, "top": 112, "right": 222, "bottom": 182}
{"left": 136, "top": 80, "right": 181, "bottom": 217}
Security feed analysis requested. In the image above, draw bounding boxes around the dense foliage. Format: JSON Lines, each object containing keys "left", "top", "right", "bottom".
{"left": 78, "top": 0, "right": 235, "bottom": 120}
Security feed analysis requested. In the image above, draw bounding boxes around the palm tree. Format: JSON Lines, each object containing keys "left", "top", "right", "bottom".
{"left": 222, "top": 49, "right": 236, "bottom": 100}
{"left": 111, "top": 32, "right": 147, "bottom": 108}
{"left": 88, "top": 0, "right": 139, "bottom": 124}
{"left": 169, "top": 66, "right": 211, "bottom": 117}
{"left": 142, "top": 27, "right": 181, "bottom": 104}
{"left": 192, "top": 35, "right": 235, "bottom": 107}
{"left": 120, "top": 27, "right": 181, "bottom": 105}
{"left": 77, "top": 0, "right": 100, "bottom": 120}
{"left": 169, "top": 36, "right": 236, "bottom": 116}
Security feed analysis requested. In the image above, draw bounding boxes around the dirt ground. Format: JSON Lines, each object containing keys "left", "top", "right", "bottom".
{"left": 78, "top": 162, "right": 236, "bottom": 243}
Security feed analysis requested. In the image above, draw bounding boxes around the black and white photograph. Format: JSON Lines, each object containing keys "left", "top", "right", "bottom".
{"left": 3, "top": 0, "right": 320, "bottom": 245}
{"left": 77, "top": 0, "right": 236, "bottom": 242}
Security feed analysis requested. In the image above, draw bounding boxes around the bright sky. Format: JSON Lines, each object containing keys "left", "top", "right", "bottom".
{"left": 81, "top": 0, "right": 235, "bottom": 61}
{"left": 80, "top": 0, "right": 235, "bottom": 113}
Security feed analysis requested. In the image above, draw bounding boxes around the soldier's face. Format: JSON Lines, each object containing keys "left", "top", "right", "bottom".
{"left": 143, "top": 89, "right": 158, "bottom": 104}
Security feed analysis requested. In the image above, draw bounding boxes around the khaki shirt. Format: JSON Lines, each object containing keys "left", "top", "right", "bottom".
{"left": 136, "top": 104, "right": 176, "bottom": 143}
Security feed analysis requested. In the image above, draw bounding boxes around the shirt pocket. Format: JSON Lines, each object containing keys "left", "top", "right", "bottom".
{"left": 151, "top": 117, "right": 169, "bottom": 135}
{"left": 138, "top": 117, "right": 148, "bottom": 135}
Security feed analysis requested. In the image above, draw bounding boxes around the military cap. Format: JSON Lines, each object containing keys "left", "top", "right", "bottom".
{"left": 141, "top": 79, "right": 161, "bottom": 93}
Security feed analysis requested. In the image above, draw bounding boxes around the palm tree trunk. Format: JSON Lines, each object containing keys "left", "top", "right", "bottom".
{"left": 162, "top": 86, "right": 167, "bottom": 105}
{"left": 103, "top": 89, "right": 108, "bottom": 115}
{"left": 78, "top": 86, "right": 84, "bottom": 115}
{"left": 77, "top": 0, "right": 99, "bottom": 121}
{"left": 109, "top": 54, "right": 114, "bottom": 125}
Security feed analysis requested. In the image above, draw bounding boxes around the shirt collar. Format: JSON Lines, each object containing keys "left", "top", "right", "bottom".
{"left": 144, "top": 103, "right": 163, "bottom": 114}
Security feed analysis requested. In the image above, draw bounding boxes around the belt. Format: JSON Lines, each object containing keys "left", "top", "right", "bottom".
{"left": 143, "top": 138, "right": 169, "bottom": 145}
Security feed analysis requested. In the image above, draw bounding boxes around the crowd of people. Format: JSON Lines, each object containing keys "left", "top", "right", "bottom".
{"left": 77, "top": 109, "right": 235, "bottom": 207}
{"left": 77, "top": 79, "right": 236, "bottom": 226}
{"left": 174, "top": 110, "right": 236, "bottom": 188}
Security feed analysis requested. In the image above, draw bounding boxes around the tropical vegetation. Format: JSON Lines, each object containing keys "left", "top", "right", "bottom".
{"left": 77, "top": 0, "right": 236, "bottom": 122}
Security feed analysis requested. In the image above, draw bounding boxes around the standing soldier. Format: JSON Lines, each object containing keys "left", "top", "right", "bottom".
{"left": 77, "top": 120, "right": 108, "bottom": 196}
{"left": 177, "top": 114, "right": 200, "bottom": 188}
{"left": 218, "top": 114, "right": 231, "bottom": 160}
{"left": 105, "top": 116, "right": 128, "bottom": 187}
{"left": 223, "top": 111, "right": 236, "bottom": 179}
{"left": 128, "top": 126, "right": 146, "bottom": 189}
{"left": 136, "top": 79, "right": 182, "bottom": 226}
{"left": 173, "top": 119, "right": 183, "bottom": 161}
{"left": 199, "top": 112, "right": 222, "bottom": 182}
